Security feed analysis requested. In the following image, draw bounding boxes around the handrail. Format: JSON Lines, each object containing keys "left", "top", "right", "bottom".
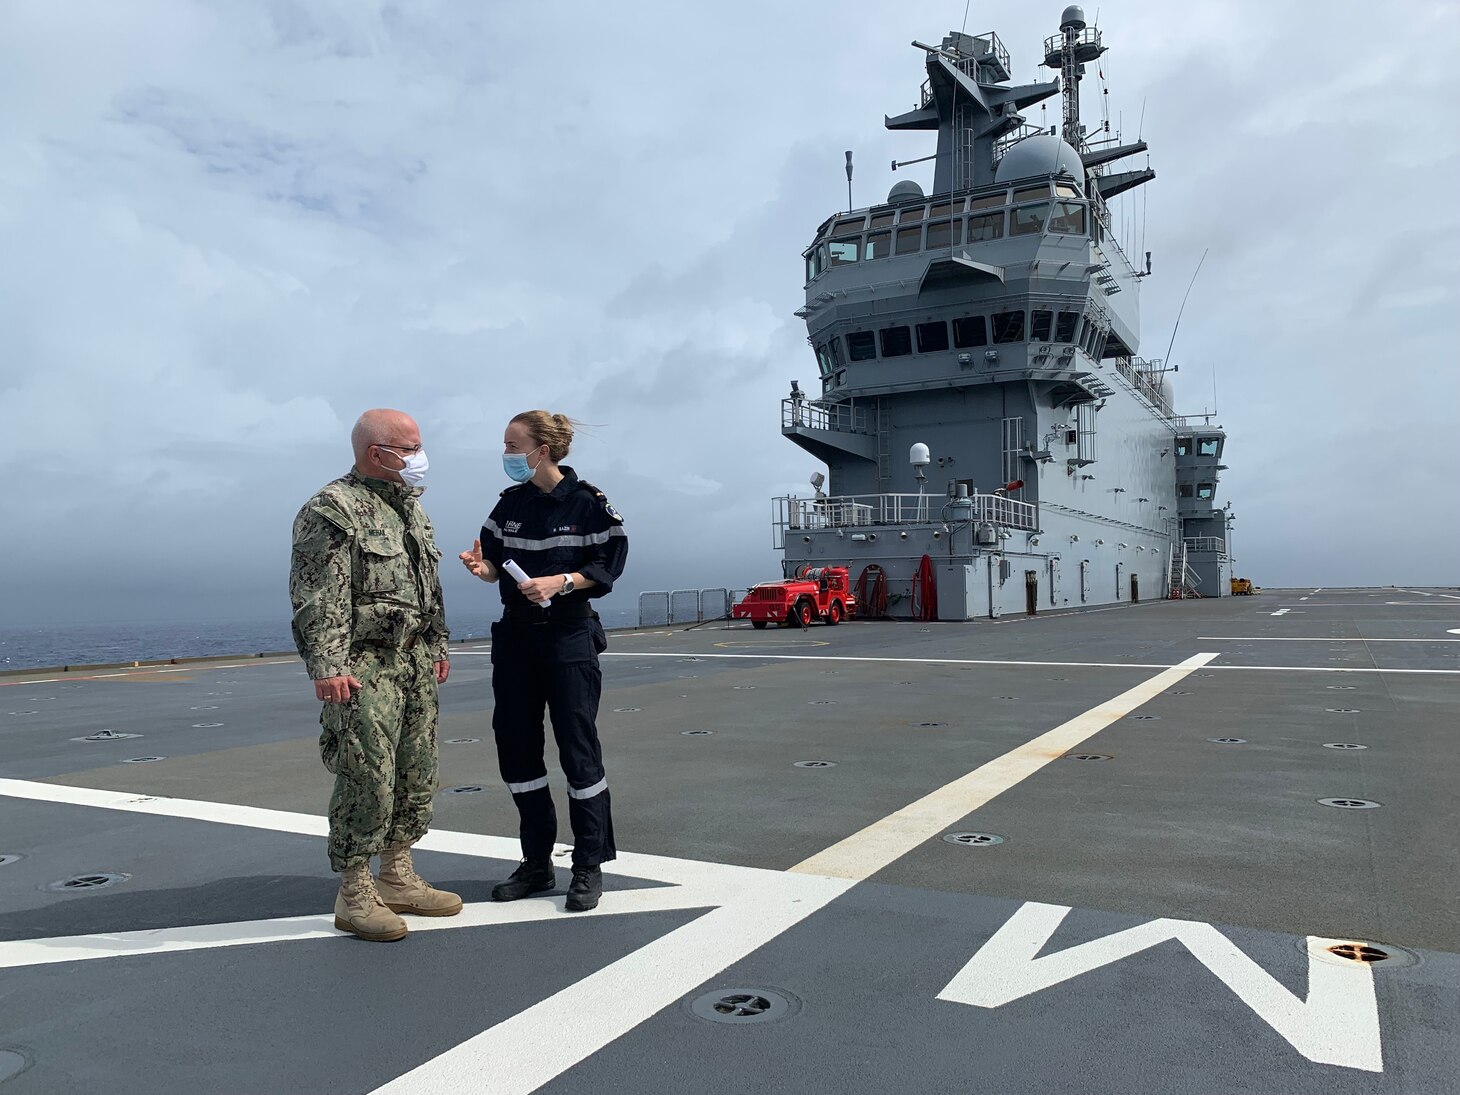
{"left": 782, "top": 399, "right": 871, "bottom": 434}
{"left": 773, "top": 492, "right": 1037, "bottom": 547}
{"left": 1183, "top": 536, "right": 1227, "bottom": 555}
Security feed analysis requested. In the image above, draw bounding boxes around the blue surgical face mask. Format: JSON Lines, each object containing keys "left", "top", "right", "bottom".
{"left": 503, "top": 449, "right": 541, "bottom": 483}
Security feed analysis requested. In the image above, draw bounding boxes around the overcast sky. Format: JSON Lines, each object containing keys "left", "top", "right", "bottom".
{"left": 2, "top": 0, "right": 1456, "bottom": 630}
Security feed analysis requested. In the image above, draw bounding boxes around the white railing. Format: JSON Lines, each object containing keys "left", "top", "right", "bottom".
{"left": 781, "top": 398, "right": 871, "bottom": 434}
{"left": 1183, "top": 536, "right": 1227, "bottom": 555}
{"left": 774, "top": 492, "right": 1037, "bottom": 547}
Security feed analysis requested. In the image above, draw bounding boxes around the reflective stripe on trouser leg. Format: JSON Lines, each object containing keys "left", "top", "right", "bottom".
{"left": 547, "top": 656, "right": 616, "bottom": 866}
{"left": 491, "top": 625, "right": 557, "bottom": 860}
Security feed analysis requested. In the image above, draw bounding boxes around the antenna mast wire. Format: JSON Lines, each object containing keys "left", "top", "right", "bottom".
{"left": 1163, "top": 248, "right": 1208, "bottom": 371}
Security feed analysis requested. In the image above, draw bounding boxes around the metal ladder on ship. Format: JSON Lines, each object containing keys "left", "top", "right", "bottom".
{"left": 1166, "top": 541, "right": 1202, "bottom": 599}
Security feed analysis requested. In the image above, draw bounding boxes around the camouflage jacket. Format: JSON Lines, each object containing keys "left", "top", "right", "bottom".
{"left": 289, "top": 470, "right": 449, "bottom": 679}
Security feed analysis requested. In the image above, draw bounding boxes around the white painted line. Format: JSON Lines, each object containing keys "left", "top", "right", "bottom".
{"left": 1198, "top": 636, "right": 1460, "bottom": 643}
{"left": 0, "top": 779, "right": 770, "bottom": 890}
{"left": 938, "top": 902, "right": 1380, "bottom": 1072}
{"left": 1271, "top": 609, "right": 1291, "bottom": 616}
{"left": 1300, "top": 597, "right": 1309, "bottom": 601}
{"left": 368, "top": 875, "right": 853, "bottom": 1095}
{"left": 584, "top": 651, "right": 1460, "bottom": 676}
{"left": 0, "top": 887, "right": 725, "bottom": 971}
{"left": 788, "top": 653, "right": 1218, "bottom": 880}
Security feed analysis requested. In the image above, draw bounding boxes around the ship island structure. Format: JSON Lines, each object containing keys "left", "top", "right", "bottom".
{"left": 776, "top": 7, "right": 1232, "bottom": 618}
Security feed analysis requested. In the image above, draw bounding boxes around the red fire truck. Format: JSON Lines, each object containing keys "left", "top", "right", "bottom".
{"left": 731, "top": 566, "right": 856, "bottom": 629}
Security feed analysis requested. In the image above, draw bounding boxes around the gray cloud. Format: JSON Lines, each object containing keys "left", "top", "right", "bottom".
{"left": 2, "top": 0, "right": 1456, "bottom": 636}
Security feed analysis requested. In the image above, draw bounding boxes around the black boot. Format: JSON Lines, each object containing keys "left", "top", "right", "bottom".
{"left": 491, "top": 859, "right": 556, "bottom": 902}
{"left": 565, "top": 865, "right": 602, "bottom": 912}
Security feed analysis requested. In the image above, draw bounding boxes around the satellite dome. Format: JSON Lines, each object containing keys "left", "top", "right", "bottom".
{"left": 1061, "top": 6, "right": 1087, "bottom": 31}
{"left": 994, "top": 134, "right": 1084, "bottom": 184}
{"left": 888, "top": 179, "right": 925, "bottom": 204}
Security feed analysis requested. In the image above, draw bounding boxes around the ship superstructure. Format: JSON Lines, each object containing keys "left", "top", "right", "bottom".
{"left": 779, "top": 7, "right": 1231, "bottom": 615}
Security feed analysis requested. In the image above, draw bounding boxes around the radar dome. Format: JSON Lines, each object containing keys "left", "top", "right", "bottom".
{"left": 888, "top": 179, "right": 926, "bottom": 204}
{"left": 1061, "top": 6, "right": 1087, "bottom": 30}
{"left": 994, "top": 134, "right": 1084, "bottom": 184}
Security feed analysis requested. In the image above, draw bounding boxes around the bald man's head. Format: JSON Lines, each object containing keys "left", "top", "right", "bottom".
{"left": 351, "top": 409, "right": 422, "bottom": 484}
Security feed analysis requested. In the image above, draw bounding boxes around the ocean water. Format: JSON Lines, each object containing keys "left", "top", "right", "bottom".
{"left": 0, "top": 604, "right": 641, "bottom": 672}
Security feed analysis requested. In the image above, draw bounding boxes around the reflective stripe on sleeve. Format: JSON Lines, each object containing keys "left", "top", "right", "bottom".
{"left": 567, "top": 777, "right": 608, "bottom": 800}
{"left": 506, "top": 776, "right": 550, "bottom": 794}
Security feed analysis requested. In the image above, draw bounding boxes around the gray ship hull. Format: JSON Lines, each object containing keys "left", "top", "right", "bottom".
{"left": 2, "top": 588, "right": 1458, "bottom": 1093}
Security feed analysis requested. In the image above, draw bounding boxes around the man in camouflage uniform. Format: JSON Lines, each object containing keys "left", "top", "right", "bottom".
{"left": 289, "top": 408, "right": 462, "bottom": 942}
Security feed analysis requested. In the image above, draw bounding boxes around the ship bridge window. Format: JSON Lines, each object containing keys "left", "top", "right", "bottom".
{"left": 828, "top": 237, "right": 861, "bottom": 266}
{"left": 1055, "top": 182, "right": 1082, "bottom": 199}
{"left": 834, "top": 217, "right": 866, "bottom": 233}
{"left": 1048, "top": 202, "right": 1087, "bottom": 235}
{"left": 846, "top": 331, "right": 877, "bottom": 362}
{"left": 1198, "top": 437, "right": 1221, "bottom": 456}
{"left": 899, "top": 206, "right": 925, "bottom": 224}
{"left": 827, "top": 336, "right": 843, "bottom": 367}
{"left": 966, "top": 212, "right": 1005, "bottom": 242}
{"left": 895, "top": 226, "right": 922, "bottom": 255}
{"left": 867, "top": 231, "right": 892, "bottom": 259}
{"left": 1176, "top": 437, "right": 1192, "bottom": 456}
{"left": 925, "top": 220, "right": 954, "bottom": 249}
{"left": 870, "top": 212, "right": 896, "bottom": 229}
{"left": 916, "top": 321, "right": 949, "bottom": 353}
{"left": 953, "top": 315, "right": 987, "bottom": 347}
{"left": 805, "top": 247, "right": 824, "bottom": 281}
{"left": 1179, "top": 483, "right": 1194, "bottom": 498}
{"left": 968, "top": 192, "right": 1006, "bottom": 211}
{"left": 1030, "top": 309, "right": 1053, "bottom": 341}
{"left": 1014, "top": 185, "right": 1051, "bottom": 201}
{"left": 929, "top": 202, "right": 956, "bottom": 219}
{"left": 814, "top": 344, "right": 833, "bottom": 378}
{"left": 1197, "top": 483, "right": 1215, "bottom": 500}
{"left": 1011, "top": 203, "right": 1050, "bottom": 236}
{"left": 1055, "top": 311, "right": 1079, "bottom": 342}
{"left": 1082, "top": 322, "right": 1102, "bottom": 356}
{"left": 880, "top": 325, "right": 912, "bottom": 358}
{"left": 992, "top": 310, "right": 1026, "bottom": 343}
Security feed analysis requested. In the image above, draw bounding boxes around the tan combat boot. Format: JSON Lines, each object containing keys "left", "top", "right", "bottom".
{"left": 375, "top": 842, "right": 464, "bottom": 917}
{"left": 334, "top": 861, "right": 409, "bottom": 941}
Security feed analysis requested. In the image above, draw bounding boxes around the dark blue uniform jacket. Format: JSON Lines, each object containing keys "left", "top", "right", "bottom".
{"left": 479, "top": 466, "right": 628, "bottom": 614}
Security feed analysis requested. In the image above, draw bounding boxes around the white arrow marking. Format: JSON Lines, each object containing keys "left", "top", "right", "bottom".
{"left": 938, "top": 902, "right": 1382, "bottom": 1072}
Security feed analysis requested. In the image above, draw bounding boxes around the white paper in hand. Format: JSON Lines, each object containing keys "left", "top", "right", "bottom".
{"left": 503, "top": 559, "right": 550, "bottom": 608}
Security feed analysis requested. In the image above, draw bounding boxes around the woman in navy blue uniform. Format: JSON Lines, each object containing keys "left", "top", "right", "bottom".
{"left": 460, "top": 411, "right": 627, "bottom": 911}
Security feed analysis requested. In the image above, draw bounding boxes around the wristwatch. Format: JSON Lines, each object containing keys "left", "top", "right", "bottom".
{"left": 561, "top": 574, "right": 575, "bottom": 594}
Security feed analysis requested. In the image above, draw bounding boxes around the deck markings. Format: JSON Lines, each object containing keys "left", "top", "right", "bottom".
{"left": 789, "top": 653, "right": 1218, "bottom": 880}
{"left": 0, "top": 650, "right": 1400, "bottom": 1086}
{"left": 939, "top": 904, "right": 1381, "bottom": 1072}
{"left": 1198, "top": 636, "right": 1460, "bottom": 643}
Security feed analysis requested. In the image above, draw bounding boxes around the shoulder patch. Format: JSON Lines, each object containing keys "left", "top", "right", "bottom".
{"left": 577, "top": 480, "right": 622, "bottom": 524}
{"left": 499, "top": 483, "right": 528, "bottom": 498}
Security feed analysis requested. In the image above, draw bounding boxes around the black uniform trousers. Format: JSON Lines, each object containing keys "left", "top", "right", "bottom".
{"left": 490, "top": 614, "right": 616, "bottom": 866}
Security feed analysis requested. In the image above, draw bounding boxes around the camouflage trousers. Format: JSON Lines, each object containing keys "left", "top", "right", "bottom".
{"left": 318, "top": 644, "right": 438, "bottom": 872}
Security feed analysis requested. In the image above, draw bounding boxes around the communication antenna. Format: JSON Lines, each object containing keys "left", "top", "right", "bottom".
{"left": 845, "top": 151, "right": 854, "bottom": 212}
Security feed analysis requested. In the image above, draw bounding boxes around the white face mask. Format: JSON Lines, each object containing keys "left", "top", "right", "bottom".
{"left": 380, "top": 446, "right": 429, "bottom": 487}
